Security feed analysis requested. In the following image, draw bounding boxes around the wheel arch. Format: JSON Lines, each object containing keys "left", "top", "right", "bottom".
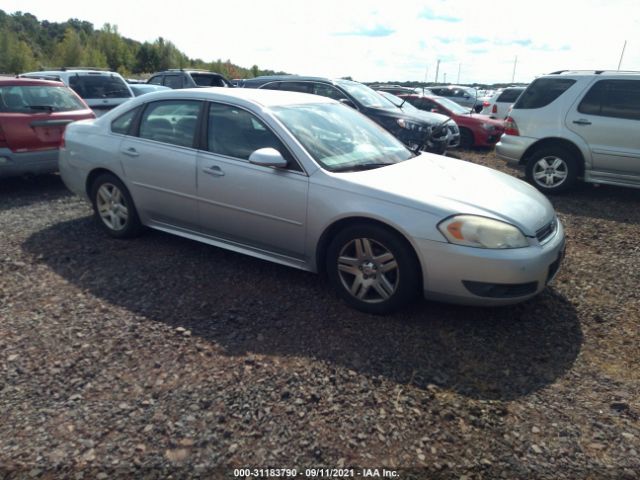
{"left": 85, "top": 167, "right": 120, "bottom": 198}
{"left": 520, "top": 138, "right": 586, "bottom": 176}
{"left": 315, "top": 216, "right": 424, "bottom": 288}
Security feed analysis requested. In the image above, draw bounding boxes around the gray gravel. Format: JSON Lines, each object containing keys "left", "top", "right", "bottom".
{"left": 1, "top": 153, "right": 639, "bottom": 479}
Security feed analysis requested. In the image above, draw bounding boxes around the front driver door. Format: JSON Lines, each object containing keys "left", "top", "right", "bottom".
{"left": 196, "top": 102, "right": 308, "bottom": 259}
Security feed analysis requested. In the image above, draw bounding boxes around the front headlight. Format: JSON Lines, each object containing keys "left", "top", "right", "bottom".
{"left": 396, "top": 118, "right": 424, "bottom": 131}
{"left": 438, "top": 215, "right": 529, "bottom": 249}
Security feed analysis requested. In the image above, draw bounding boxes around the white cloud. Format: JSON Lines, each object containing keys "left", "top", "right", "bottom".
{"left": 3, "top": 0, "right": 639, "bottom": 83}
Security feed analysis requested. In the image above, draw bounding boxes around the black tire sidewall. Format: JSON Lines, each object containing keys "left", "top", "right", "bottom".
{"left": 90, "top": 173, "right": 142, "bottom": 238}
{"left": 525, "top": 147, "right": 578, "bottom": 194}
{"left": 459, "top": 128, "right": 473, "bottom": 149}
{"left": 326, "top": 224, "right": 420, "bottom": 314}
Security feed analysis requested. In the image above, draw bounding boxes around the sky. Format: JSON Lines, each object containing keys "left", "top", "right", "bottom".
{"left": 5, "top": 0, "right": 640, "bottom": 84}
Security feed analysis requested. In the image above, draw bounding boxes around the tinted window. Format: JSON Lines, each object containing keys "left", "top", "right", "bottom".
{"left": 313, "top": 83, "right": 347, "bottom": 101}
{"left": 139, "top": 100, "right": 201, "bottom": 147}
{"left": 579, "top": 80, "right": 640, "bottom": 121}
{"left": 191, "top": 74, "right": 229, "bottom": 87}
{"left": 68, "top": 74, "right": 132, "bottom": 99}
{"left": 111, "top": 107, "right": 140, "bottom": 135}
{"left": 0, "top": 85, "right": 85, "bottom": 113}
{"left": 163, "top": 75, "right": 183, "bottom": 89}
{"left": 148, "top": 76, "right": 163, "bottom": 85}
{"left": 514, "top": 78, "right": 576, "bottom": 109}
{"left": 258, "top": 82, "right": 280, "bottom": 91}
{"left": 207, "top": 103, "right": 298, "bottom": 169}
{"left": 496, "top": 88, "right": 523, "bottom": 103}
{"left": 279, "top": 82, "right": 312, "bottom": 94}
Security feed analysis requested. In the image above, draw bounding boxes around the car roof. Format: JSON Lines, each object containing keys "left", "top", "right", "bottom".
{"left": 132, "top": 86, "right": 336, "bottom": 107}
{"left": 0, "top": 77, "right": 65, "bottom": 87}
{"left": 22, "top": 69, "right": 122, "bottom": 76}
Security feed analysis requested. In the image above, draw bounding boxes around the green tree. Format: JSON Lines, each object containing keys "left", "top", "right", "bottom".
{"left": 0, "top": 26, "right": 37, "bottom": 73}
{"left": 52, "top": 27, "right": 85, "bottom": 67}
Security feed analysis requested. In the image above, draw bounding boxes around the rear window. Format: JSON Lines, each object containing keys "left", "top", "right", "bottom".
{"left": 0, "top": 85, "right": 86, "bottom": 113}
{"left": 514, "top": 78, "right": 576, "bottom": 109}
{"left": 68, "top": 74, "right": 132, "bottom": 99}
{"left": 191, "top": 74, "right": 230, "bottom": 87}
{"left": 496, "top": 88, "right": 524, "bottom": 103}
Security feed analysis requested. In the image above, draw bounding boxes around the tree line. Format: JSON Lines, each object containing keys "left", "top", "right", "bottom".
{"left": 0, "top": 10, "right": 285, "bottom": 79}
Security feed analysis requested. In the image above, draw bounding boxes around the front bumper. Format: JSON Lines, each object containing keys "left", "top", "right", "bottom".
{"left": 415, "top": 220, "right": 565, "bottom": 306}
{"left": 495, "top": 134, "right": 537, "bottom": 165}
{"left": 0, "top": 148, "right": 59, "bottom": 178}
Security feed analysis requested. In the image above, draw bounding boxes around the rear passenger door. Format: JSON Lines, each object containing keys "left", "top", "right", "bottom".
{"left": 567, "top": 79, "right": 640, "bottom": 175}
{"left": 118, "top": 100, "right": 203, "bottom": 230}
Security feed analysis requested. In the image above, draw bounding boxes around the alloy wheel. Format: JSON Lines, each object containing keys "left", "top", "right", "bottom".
{"left": 336, "top": 237, "right": 399, "bottom": 303}
{"left": 532, "top": 156, "right": 568, "bottom": 188}
{"left": 96, "top": 183, "right": 129, "bottom": 231}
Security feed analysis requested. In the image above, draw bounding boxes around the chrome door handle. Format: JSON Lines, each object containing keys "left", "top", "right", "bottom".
{"left": 122, "top": 147, "right": 139, "bottom": 157}
{"left": 572, "top": 119, "right": 592, "bottom": 125}
{"left": 203, "top": 165, "right": 225, "bottom": 177}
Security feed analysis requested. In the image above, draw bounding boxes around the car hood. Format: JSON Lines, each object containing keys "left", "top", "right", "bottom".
{"left": 366, "top": 106, "right": 446, "bottom": 127}
{"left": 333, "top": 154, "right": 555, "bottom": 235}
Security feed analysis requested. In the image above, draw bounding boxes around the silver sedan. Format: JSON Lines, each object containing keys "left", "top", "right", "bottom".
{"left": 59, "top": 88, "right": 565, "bottom": 314}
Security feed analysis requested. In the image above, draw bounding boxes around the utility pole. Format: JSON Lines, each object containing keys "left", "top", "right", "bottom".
{"left": 511, "top": 55, "right": 518, "bottom": 83}
{"left": 435, "top": 59, "right": 440, "bottom": 84}
{"left": 618, "top": 40, "right": 627, "bottom": 70}
{"left": 444, "top": 73, "right": 447, "bottom": 84}
{"left": 457, "top": 63, "right": 461, "bottom": 84}
{"left": 424, "top": 65, "right": 429, "bottom": 82}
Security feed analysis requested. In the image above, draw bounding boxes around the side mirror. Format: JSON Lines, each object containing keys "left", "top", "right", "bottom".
{"left": 339, "top": 98, "right": 356, "bottom": 109}
{"left": 248, "top": 147, "right": 288, "bottom": 168}
{"left": 463, "top": 94, "right": 470, "bottom": 99}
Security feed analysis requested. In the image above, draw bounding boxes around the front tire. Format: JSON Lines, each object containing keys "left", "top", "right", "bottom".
{"left": 459, "top": 128, "right": 474, "bottom": 149}
{"left": 90, "top": 173, "right": 143, "bottom": 238}
{"left": 525, "top": 147, "right": 579, "bottom": 194}
{"left": 326, "top": 224, "right": 420, "bottom": 314}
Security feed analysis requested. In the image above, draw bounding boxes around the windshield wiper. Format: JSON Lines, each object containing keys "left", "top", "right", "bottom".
{"left": 332, "top": 162, "right": 396, "bottom": 172}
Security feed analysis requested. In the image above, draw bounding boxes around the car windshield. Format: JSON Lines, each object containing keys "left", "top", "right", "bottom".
{"left": 377, "top": 91, "right": 420, "bottom": 113}
{"left": 68, "top": 74, "right": 132, "bottom": 99}
{"left": 272, "top": 103, "right": 414, "bottom": 172}
{"left": 0, "top": 85, "right": 86, "bottom": 113}
{"left": 434, "top": 96, "right": 471, "bottom": 114}
{"left": 335, "top": 80, "right": 396, "bottom": 109}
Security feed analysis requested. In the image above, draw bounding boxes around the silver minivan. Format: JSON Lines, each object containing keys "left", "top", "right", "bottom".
{"left": 496, "top": 70, "right": 640, "bottom": 193}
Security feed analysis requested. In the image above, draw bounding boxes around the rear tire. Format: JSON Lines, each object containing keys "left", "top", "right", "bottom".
{"left": 90, "top": 173, "right": 143, "bottom": 238}
{"left": 326, "top": 224, "right": 421, "bottom": 314}
{"left": 525, "top": 146, "right": 579, "bottom": 194}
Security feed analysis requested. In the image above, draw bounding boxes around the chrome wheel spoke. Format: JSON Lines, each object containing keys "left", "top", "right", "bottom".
{"left": 380, "top": 259, "right": 398, "bottom": 273}
{"left": 551, "top": 158, "right": 563, "bottom": 169}
{"left": 534, "top": 171, "right": 546, "bottom": 180}
{"left": 372, "top": 278, "right": 393, "bottom": 300}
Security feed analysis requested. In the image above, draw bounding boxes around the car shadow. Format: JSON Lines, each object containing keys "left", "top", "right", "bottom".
{"left": 23, "top": 217, "right": 583, "bottom": 401}
{"left": 0, "top": 174, "right": 71, "bottom": 212}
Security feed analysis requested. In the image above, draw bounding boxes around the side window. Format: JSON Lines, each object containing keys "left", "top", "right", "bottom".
{"left": 111, "top": 106, "right": 140, "bottom": 135}
{"left": 514, "top": 78, "right": 576, "bottom": 109}
{"left": 148, "top": 76, "right": 163, "bottom": 86}
{"left": 580, "top": 80, "right": 640, "bottom": 121}
{"left": 163, "top": 75, "right": 183, "bottom": 89}
{"left": 313, "top": 83, "right": 348, "bottom": 101}
{"left": 279, "top": 82, "right": 312, "bottom": 94}
{"left": 497, "top": 89, "right": 522, "bottom": 103}
{"left": 139, "top": 100, "right": 201, "bottom": 147}
{"left": 207, "top": 103, "right": 300, "bottom": 170}
{"left": 259, "top": 82, "right": 280, "bottom": 91}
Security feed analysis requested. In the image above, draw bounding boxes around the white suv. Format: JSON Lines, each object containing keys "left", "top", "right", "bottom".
{"left": 20, "top": 68, "right": 134, "bottom": 117}
{"left": 496, "top": 70, "right": 640, "bottom": 193}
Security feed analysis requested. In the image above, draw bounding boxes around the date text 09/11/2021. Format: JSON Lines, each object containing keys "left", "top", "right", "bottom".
{"left": 233, "top": 468, "right": 400, "bottom": 478}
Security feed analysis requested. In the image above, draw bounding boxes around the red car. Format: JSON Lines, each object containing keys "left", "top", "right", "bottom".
{"left": 398, "top": 94, "right": 505, "bottom": 149}
{"left": 0, "top": 77, "right": 95, "bottom": 178}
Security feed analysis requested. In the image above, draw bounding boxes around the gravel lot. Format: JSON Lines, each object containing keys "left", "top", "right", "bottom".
{"left": 1, "top": 150, "right": 639, "bottom": 479}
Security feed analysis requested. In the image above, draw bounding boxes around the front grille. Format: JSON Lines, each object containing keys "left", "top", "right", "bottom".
{"left": 536, "top": 218, "right": 557, "bottom": 243}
